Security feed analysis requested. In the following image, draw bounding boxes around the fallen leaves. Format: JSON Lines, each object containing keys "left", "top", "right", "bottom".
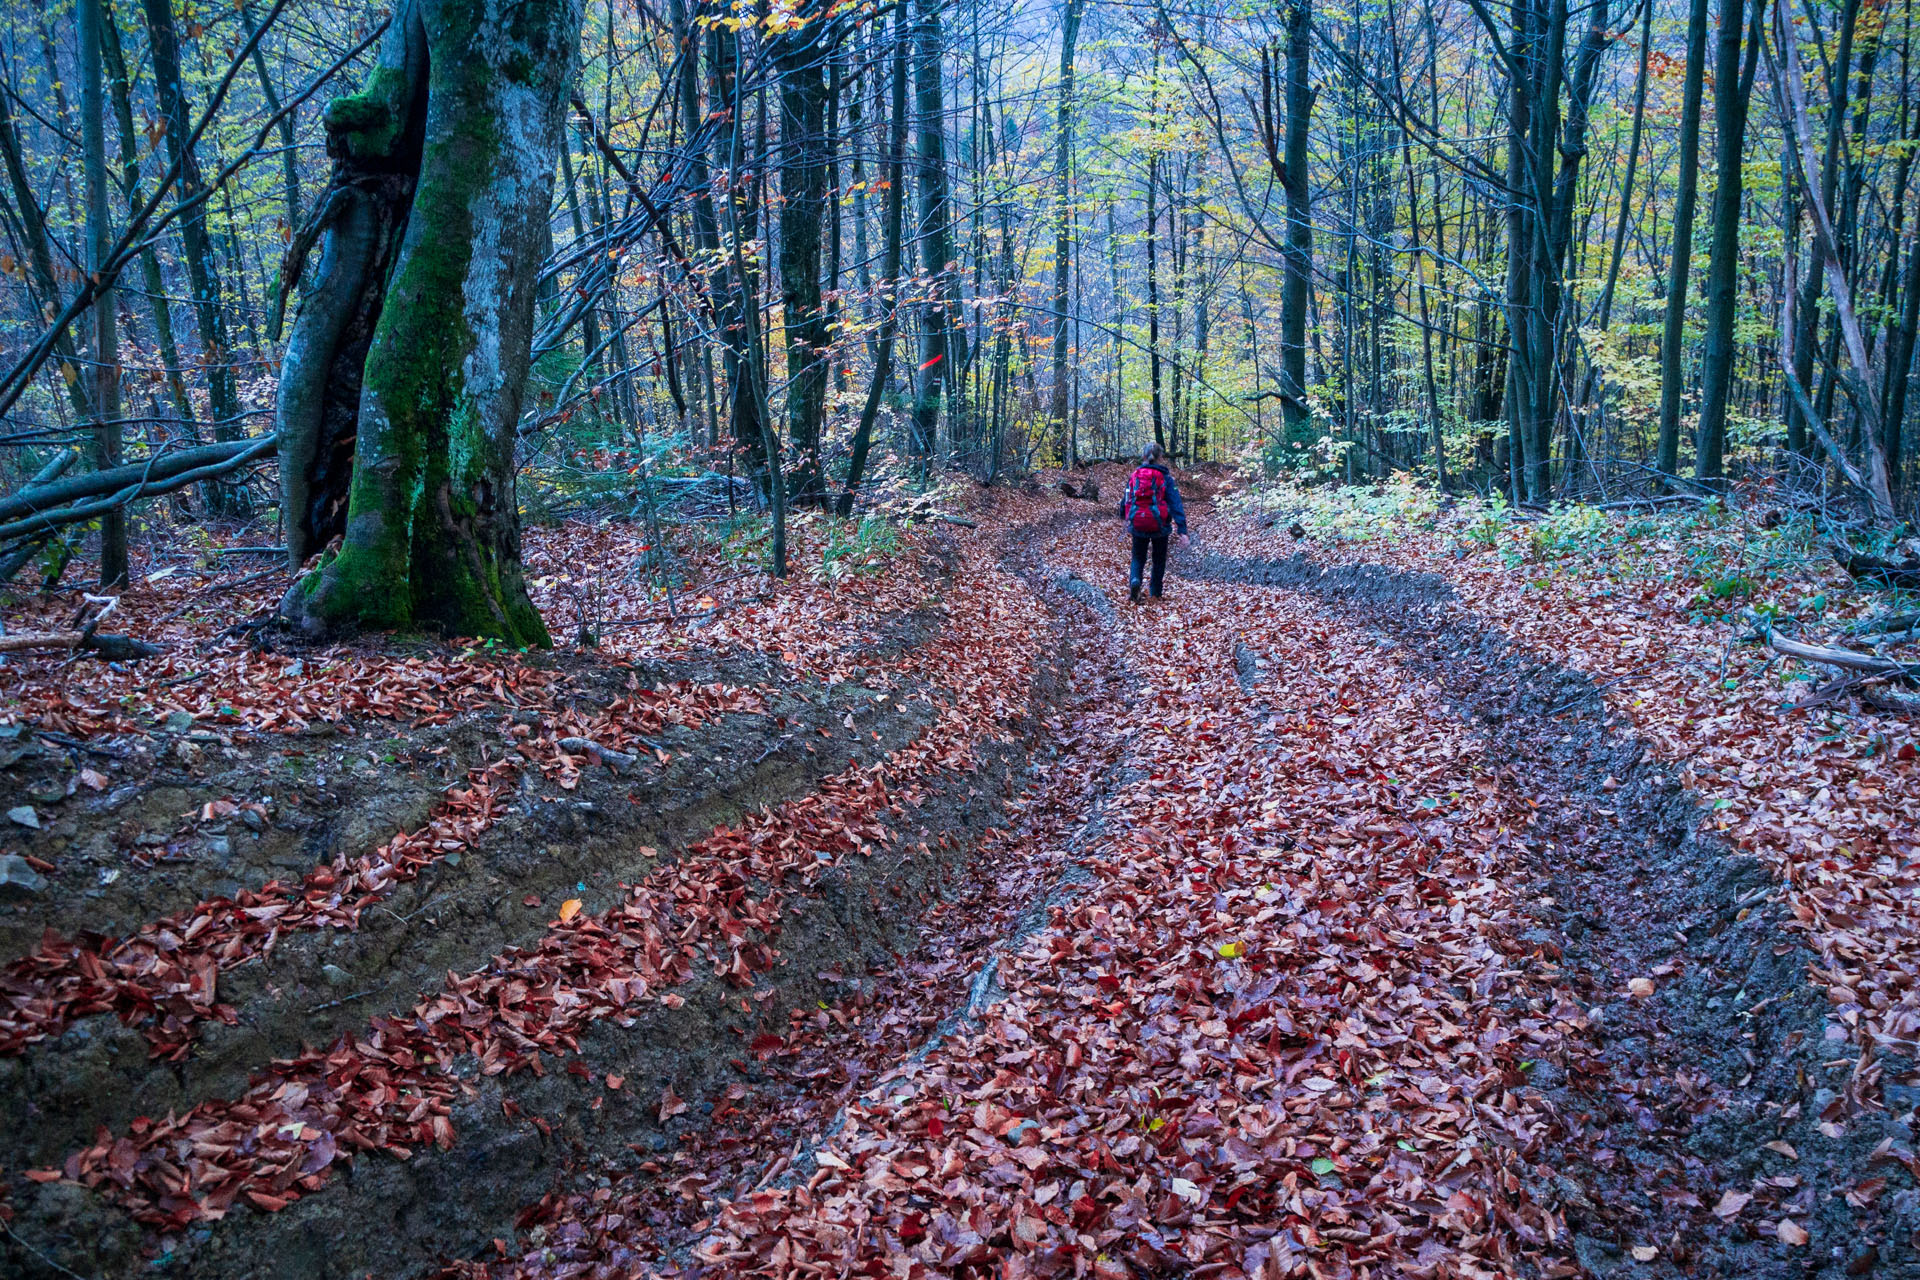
{"left": 32, "top": 537, "right": 1050, "bottom": 1232}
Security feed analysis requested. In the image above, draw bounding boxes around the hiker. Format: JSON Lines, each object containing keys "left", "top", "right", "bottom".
{"left": 1118, "top": 443, "right": 1189, "bottom": 603}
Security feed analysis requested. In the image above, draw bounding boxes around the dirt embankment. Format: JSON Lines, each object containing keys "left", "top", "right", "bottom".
{"left": 1191, "top": 544, "right": 1916, "bottom": 1277}
{"left": 1, "top": 545, "right": 1075, "bottom": 1280}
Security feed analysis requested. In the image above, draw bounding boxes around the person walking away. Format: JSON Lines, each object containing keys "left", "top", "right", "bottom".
{"left": 1119, "top": 443, "right": 1189, "bottom": 602}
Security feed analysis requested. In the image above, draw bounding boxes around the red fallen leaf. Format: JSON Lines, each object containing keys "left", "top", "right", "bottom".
{"left": 749, "top": 1033, "right": 785, "bottom": 1059}
{"left": 659, "top": 1085, "right": 689, "bottom": 1121}
{"left": 928, "top": 1116, "right": 945, "bottom": 1137}
{"left": 22, "top": 1169, "right": 63, "bottom": 1183}
{"left": 605, "top": 1073, "right": 624, "bottom": 1090}
{"left": 246, "top": 1190, "right": 292, "bottom": 1212}
{"left": 523, "top": 893, "right": 541, "bottom": 908}
{"left": 899, "top": 1211, "right": 927, "bottom": 1245}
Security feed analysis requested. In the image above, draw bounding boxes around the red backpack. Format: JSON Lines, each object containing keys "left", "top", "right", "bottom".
{"left": 1126, "top": 466, "right": 1170, "bottom": 536}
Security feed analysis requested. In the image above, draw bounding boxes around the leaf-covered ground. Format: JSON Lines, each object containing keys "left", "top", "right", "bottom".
{"left": 2, "top": 474, "right": 1916, "bottom": 1278}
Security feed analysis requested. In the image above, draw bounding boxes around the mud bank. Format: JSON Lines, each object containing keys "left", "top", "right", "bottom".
{"left": 2, "top": 565, "right": 1076, "bottom": 1280}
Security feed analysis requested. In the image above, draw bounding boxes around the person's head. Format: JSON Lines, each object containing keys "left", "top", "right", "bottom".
{"left": 1141, "top": 443, "right": 1166, "bottom": 467}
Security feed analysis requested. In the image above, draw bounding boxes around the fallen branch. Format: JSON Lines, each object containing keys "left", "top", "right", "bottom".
{"left": 1864, "top": 685, "right": 1920, "bottom": 715}
{"left": 0, "top": 629, "right": 161, "bottom": 660}
{"left": 0, "top": 437, "right": 275, "bottom": 544}
{"left": 1754, "top": 624, "right": 1919, "bottom": 679}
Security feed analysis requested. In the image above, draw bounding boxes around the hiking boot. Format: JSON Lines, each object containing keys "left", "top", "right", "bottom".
{"left": 1128, "top": 579, "right": 1142, "bottom": 604}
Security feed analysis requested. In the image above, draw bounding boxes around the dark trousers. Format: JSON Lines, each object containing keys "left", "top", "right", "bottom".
{"left": 1130, "top": 533, "right": 1169, "bottom": 596}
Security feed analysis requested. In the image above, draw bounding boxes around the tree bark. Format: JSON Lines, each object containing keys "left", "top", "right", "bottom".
{"left": 1280, "top": 5, "right": 1314, "bottom": 441}
{"left": 280, "top": 0, "right": 580, "bottom": 643}
{"left": 274, "top": 8, "right": 426, "bottom": 566}
{"left": 912, "top": 0, "right": 963, "bottom": 469}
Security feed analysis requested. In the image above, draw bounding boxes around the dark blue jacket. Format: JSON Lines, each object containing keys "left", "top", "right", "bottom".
{"left": 1118, "top": 463, "right": 1187, "bottom": 537}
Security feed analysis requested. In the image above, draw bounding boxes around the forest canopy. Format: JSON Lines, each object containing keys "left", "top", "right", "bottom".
{"left": 2, "top": 0, "right": 1919, "bottom": 635}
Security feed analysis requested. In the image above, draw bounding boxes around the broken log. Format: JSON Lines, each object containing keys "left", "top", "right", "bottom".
{"left": 1830, "top": 544, "right": 1920, "bottom": 591}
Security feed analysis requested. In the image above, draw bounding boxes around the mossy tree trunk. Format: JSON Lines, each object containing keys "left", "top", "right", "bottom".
{"left": 278, "top": 0, "right": 578, "bottom": 645}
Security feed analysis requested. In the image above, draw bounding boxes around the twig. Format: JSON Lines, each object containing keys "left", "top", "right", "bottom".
{"left": 307, "top": 984, "right": 386, "bottom": 1014}
{"left": 1, "top": 1219, "right": 100, "bottom": 1280}
{"left": 29, "top": 729, "right": 126, "bottom": 759}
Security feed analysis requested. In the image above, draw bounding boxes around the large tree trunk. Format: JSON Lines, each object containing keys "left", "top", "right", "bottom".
{"left": 279, "top": 0, "right": 579, "bottom": 644}
{"left": 274, "top": 9, "right": 427, "bottom": 566}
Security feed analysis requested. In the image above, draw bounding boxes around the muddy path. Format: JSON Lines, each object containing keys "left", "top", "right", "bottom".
{"left": 509, "top": 508, "right": 1912, "bottom": 1279}
{"left": 5, "top": 506, "right": 1912, "bottom": 1278}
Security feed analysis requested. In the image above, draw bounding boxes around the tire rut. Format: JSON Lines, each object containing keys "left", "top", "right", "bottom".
{"left": 1190, "top": 545, "right": 1917, "bottom": 1277}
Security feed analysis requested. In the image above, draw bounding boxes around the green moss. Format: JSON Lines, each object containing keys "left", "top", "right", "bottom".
{"left": 324, "top": 64, "right": 411, "bottom": 162}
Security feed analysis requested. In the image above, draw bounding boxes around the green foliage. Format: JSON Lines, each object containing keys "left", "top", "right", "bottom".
{"left": 1526, "top": 502, "right": 1609, "bottom": 562}
{"left": 1229, "top": 473, "right": 1438, "bottom": 542}
{"left": 812, "top": 513, "right": 901, "bottom": 586}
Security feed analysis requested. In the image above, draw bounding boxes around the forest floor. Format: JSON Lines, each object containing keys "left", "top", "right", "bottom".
{"left": 0, "top": 466, "right": 1916, "bottom": 1279}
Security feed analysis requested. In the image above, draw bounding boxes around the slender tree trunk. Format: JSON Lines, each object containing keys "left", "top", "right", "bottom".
{"left": 100, "top": 4, "right": 195, "bottom": 447}
{"left": 81, "top": 0, "right": 126, "bottom": 587}
{"left": 1596, "top": 0, "right": 1647, "bottom": 331}
{"left": 239, "top": 0, "right": 300, "bottom": 232}
{"left": 1146, "top": 147, "right": 1165, "bottom": 450}
{"left": 840, "top": 8, "right": 909, "bottom": 514}
{"left": 1656, "top": 0, "right": 1713, "bottom": 480}
{"left": 1046, "top": 0, "right": 1085, "bottom": 456}
{"left": 1281, "top": 5, "right": 1313, "bottom": 439}
{"left": 710, "top": 22, "right": 770, "bottom": 489}
{"left": 140, "top": 0, "right": 246, "bottom": 518}
{"left": 1693, "top": 0, "right": 1765, "bottom": 483}
{"left": 280, "top": 0, "right": 581, "bottom": 642}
